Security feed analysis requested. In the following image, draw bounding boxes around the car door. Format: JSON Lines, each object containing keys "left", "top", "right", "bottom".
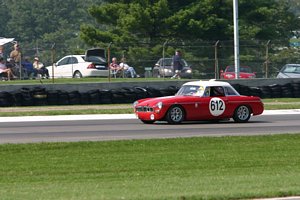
{"left": 200, "top": 86, "right": 230, "bottom": 119}
{"left": 56, "top": 56, "right": 78, "bottom": 78}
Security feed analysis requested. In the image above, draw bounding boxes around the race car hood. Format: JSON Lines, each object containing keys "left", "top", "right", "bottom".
{"left": 136, "top": 95, "right": 198, "bottom": 107}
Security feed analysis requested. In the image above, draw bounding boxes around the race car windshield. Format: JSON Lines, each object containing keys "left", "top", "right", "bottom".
{"left": 176, "top": 85, "right": 204, "bottom": 96}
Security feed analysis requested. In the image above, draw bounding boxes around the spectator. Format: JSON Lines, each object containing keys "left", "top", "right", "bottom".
{"left": 171, "top": 50, "right": 184, "bottom": 79}
{"left": 109, "top": 57, "right": 122, "bottom": 77}
{"left": 0, "top": 45, "right": 4, "bottom": 59}
{"left": 0, "top": 57, "right": 16, "bottom": 80}
{"left": 9, "top": 43, "right": 24, "bottom": 78}
{"left": 22, "top": 57, "right": 37, "bottom": 79}
{"left": 119, "top": 58, "right": 138, "bottom": 78}
{"left": 33, "top": 57, "right": 49, "bottom": 79}
{"left": 10, "top": 43, "right": 21, "bottom": 63}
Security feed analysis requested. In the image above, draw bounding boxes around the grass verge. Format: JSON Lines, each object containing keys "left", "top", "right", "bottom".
{"left": 0, "top": 134, "right": 300, "bottom": 200}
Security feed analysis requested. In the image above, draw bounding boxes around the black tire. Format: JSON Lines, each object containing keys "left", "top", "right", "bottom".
{"left": 166, "top": 105, "right": 185, "bottom": 124}
{"left": 233, "top": 105, "right": 251, "bottom": 123}
{"left": 141, "top": 120, "right": 155, "bottom": 124}
{"left": 73, "top": 71, "right": 82, "bottom": 78}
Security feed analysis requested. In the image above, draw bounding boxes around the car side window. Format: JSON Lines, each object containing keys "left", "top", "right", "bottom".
{"left": 210, "top": 86, "right": 225, "bottom": 97}
{"left": 203, "top": 88, "right": 210, "bottom": 97}
{"left": 69, "top": 57, "right": 78, "bottom": 64}
{"left": 225, "top": 86, "right": 238, "bottom": 96}
{"left": 57, "top": 57, "right": 69, "bottom": 66}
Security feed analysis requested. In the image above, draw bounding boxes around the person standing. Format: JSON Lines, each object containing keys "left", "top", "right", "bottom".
{"left": 171, "top": 50, "right": 184, "bottom": 79}
{"left": 0, "top": 45, "right": 5, "bottom": 59}
{"left": 10, "top": 43, "right": 23, "bottom": 78}
{"left": 10, "top": 43, "right": 21, "bottom": 63}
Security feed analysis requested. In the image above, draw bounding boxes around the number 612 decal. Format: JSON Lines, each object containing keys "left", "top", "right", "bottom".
{"left": 209, "top": 97, "right": 225, "bottom": 116}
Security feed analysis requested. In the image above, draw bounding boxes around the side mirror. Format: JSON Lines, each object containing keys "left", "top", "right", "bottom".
{"left": 220, "top": 70, "right": 224, "bottom": 73}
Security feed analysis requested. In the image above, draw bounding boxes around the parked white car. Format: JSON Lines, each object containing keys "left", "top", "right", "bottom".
{"left": 47, "top": 49, "right": 109, "bottom": 78}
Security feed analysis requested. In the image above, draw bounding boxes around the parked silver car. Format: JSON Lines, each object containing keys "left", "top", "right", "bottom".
{"left": 153, "top": 58, "right": 192, "bottom": 78}
{"left": 276, "top": 64, "right": 300, "bottom": 78}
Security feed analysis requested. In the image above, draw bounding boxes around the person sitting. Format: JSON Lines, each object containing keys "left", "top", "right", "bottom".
{"left": 119, "top": 58, "right": 138, "bottom": 78}
{"left": 109, "top": 57, "right": 123, "bottom": 78}
{"left": 33, "top": 57, "right": 49, "bottom": 79}
{"left": 0, "top": 57, "right": 17, "bottom": 80}
{"left": 22, "top": 57, "right": 37, "bottom": 79}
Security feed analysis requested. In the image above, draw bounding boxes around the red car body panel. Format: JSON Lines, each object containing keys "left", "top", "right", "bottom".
{"left": 134, "top": 81, "right": 264, "bottom": 124}
{"left": 220, "top": 66, "right": 256, "bottom": 79}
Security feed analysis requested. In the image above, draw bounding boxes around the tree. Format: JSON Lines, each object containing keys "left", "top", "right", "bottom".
{"left": 81, "top": 0, "right": 299, "bottom": 45}
{"left": 1, "top": 0, "right": 104, "bottom": 63}
{"left": 80, "top": 0, "right": 300, "bottom": 76}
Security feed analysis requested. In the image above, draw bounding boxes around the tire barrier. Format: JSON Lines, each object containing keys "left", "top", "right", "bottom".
{"left": 0, "top": 82, "right": 299, "bottom": 107}
{"left": 233, "top": 81, "right": 300, "bottom": 98}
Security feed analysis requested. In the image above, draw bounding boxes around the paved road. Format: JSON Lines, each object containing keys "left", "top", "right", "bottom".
{"left": 0, "top": 110, "right": 299, "bottom": 144}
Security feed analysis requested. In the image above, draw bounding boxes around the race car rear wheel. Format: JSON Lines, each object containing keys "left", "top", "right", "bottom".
{"left": 141, "top": 120, "right": 155, "bottom": 124}
{"left": 166, "top": 105, "right": 185, "bottom": 124}
{"left": 233, "top": 105, "right": 251, "bottom": 123}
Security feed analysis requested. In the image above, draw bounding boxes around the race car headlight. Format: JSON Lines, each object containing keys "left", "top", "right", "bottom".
{"left": 154, "top": 102, "right": 163, "bottom": 113}
{"left": 157, "top": 102, "right": 163, "bottom": 109}
{"left": 133, "top": 101, "right": 139, "bottom": 108}
{"left": 186, "top": 69, "right": 192, "bottom": 73}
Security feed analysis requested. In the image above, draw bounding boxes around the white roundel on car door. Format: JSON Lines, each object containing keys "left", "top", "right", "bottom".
{"left": 209, "top": 97, "right": 225, "bottom": 116}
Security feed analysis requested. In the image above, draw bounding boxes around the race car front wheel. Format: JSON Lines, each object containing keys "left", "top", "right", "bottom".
{"left": 233, "top": 105, "right": 251, "bottom": 123}
{"left": 166, "top": 105, "right": 185, "bottom": 124}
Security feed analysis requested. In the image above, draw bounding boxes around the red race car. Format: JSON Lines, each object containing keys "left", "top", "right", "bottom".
{"left": 220, "top": 65, "right": 256, "bottom": 79}
{"left": 133, "top": 80, "right": 264, "bottom": 124}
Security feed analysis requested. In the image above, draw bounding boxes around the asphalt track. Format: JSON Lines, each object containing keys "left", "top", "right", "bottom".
{"left": 0, "top": 109, "right": 299, "bottom": 144}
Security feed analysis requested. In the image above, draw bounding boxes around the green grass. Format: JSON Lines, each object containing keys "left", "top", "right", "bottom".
{"left": 0, "top": 134, "right": 300, "bottom": 199}
{"left": 262, "top": 98, "right": 300, "bottom": 103}
{"left": 0, "top": 107, "right": 133, "bottom": 116}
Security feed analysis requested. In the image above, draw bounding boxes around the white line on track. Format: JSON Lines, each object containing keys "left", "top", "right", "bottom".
{"left": 0, "top": 109, "right": 299, "bottom": 123}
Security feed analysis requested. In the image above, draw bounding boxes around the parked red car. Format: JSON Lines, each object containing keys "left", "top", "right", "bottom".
{"left": 133, "top": 80, "right": 264, "bottom": 124}
{"left": 220, "top": 66, "right": 256, "bottom": 79}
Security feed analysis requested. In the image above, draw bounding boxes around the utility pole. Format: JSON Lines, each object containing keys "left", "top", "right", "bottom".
{"left": 233, "top": 0, "right": 240, "bottom": 79}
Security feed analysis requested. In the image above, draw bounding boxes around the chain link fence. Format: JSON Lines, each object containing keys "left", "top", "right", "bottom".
{"left": 15, "top": 39, "right": 300, "bottom": 80}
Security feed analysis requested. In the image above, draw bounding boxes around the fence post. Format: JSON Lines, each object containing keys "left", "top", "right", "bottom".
{"left": 162, "top": 40, "right": 168, "bottom": 80}
{"left": 51, "top": 43, "right": 55, "bottom": 83}
{"left": 107, "top": 42, "right": 112, "bottom": 82}
{"left": 214, "top": 40, "right": 220, "bottom": 79}
{"left": 265, "top": 40, "right": 271, "bottom": 78}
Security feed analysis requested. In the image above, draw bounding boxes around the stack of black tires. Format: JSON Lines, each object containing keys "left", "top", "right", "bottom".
{"left": 0, "top": 82, "right": 299, "bottom": 107}
{"left": 232, "top": 81, "right": 300, "bottom": 98}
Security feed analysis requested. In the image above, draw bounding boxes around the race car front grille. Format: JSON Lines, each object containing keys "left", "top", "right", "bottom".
{"left": 136, "top": 106, "right": 154, "bottom": 112}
